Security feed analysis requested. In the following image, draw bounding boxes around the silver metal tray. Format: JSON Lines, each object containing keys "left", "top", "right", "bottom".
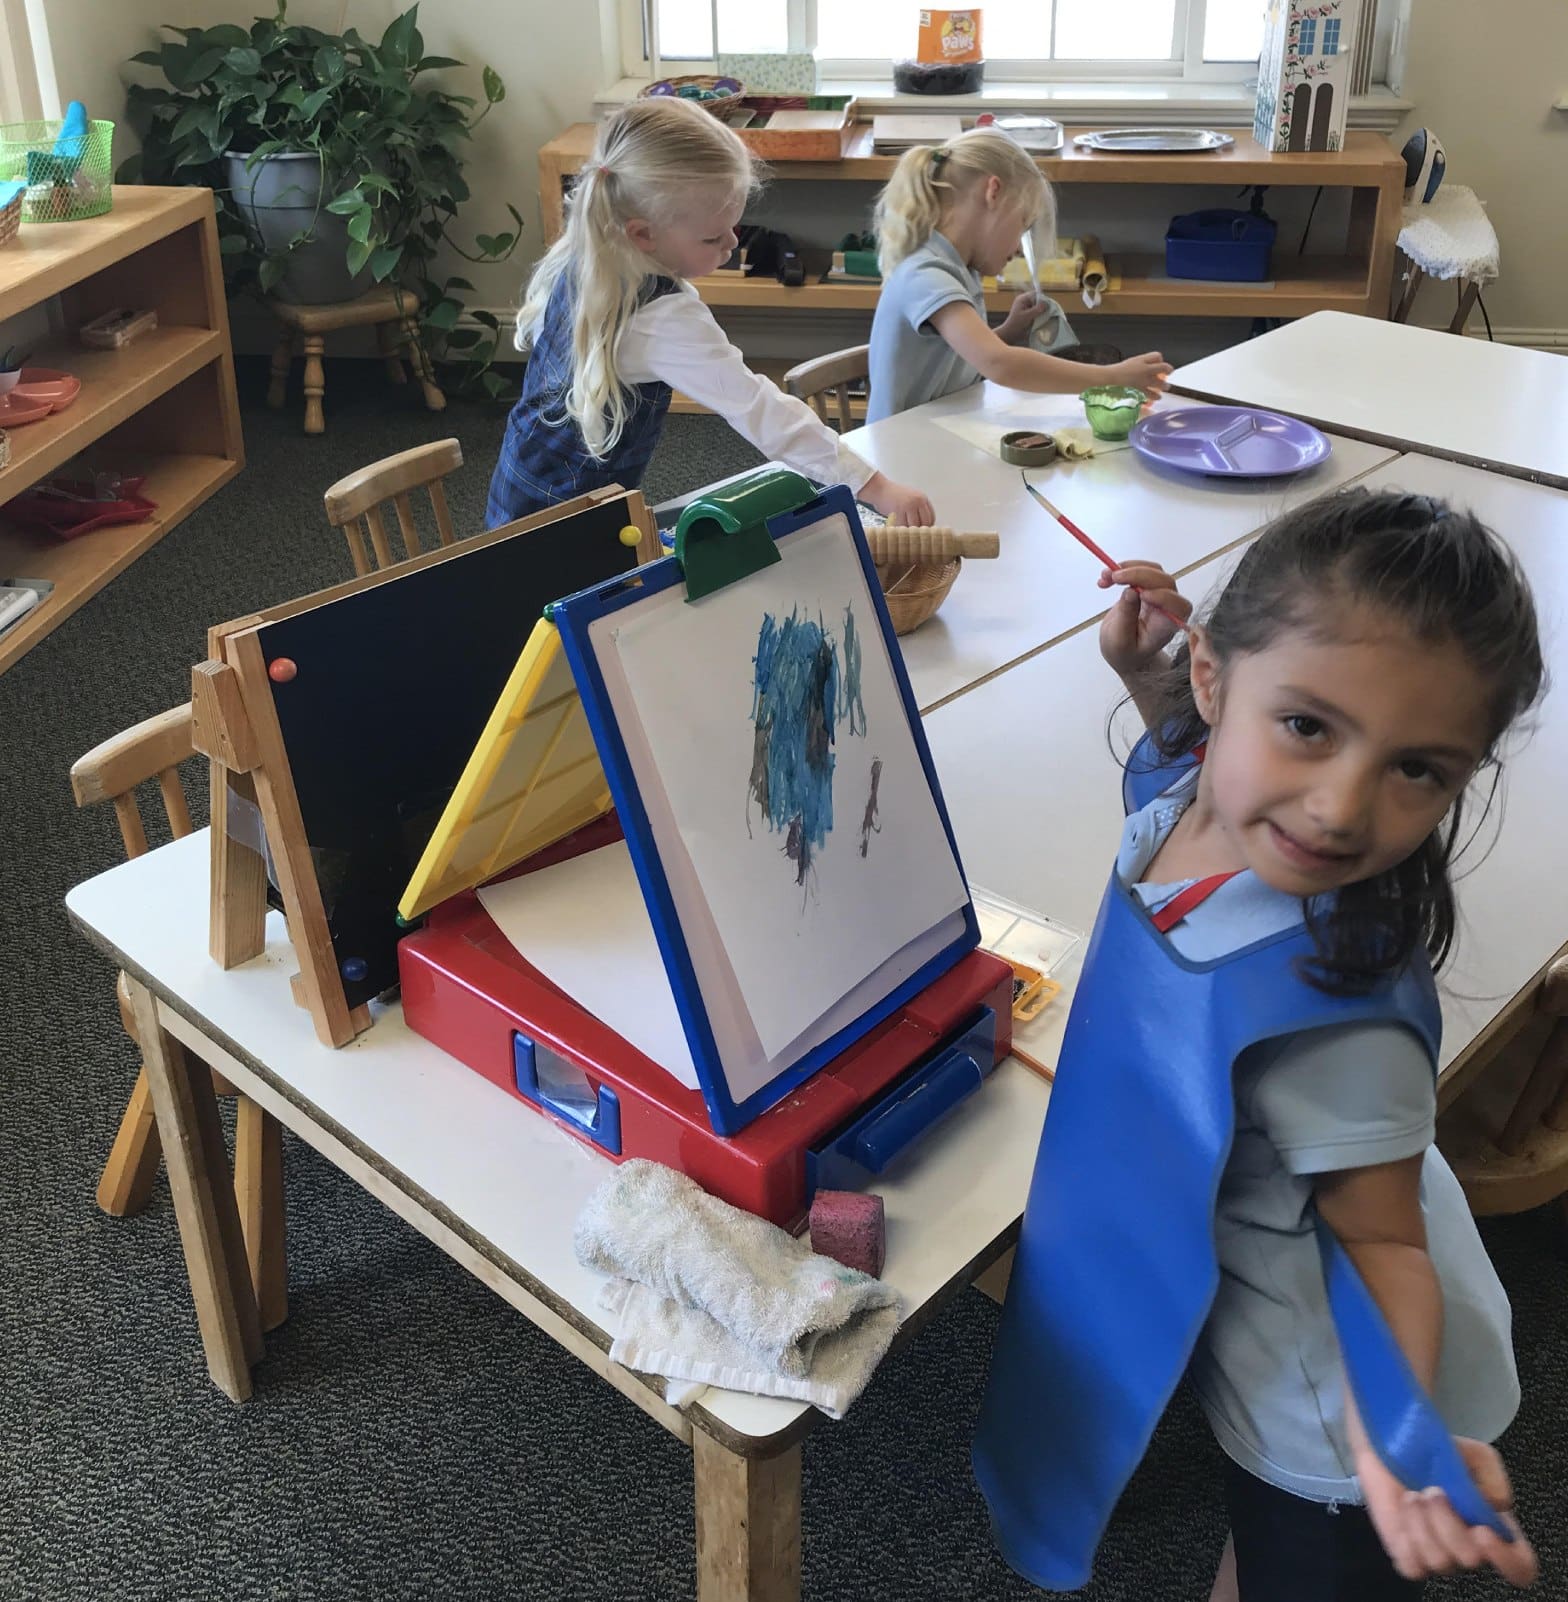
{"left": 1073, "top": 127, "right": 1236, "bottom": 153}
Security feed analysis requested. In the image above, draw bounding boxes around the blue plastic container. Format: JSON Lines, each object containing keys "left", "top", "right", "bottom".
{"left": 1165, "top": 208, "right": 1277, "bottom": 282}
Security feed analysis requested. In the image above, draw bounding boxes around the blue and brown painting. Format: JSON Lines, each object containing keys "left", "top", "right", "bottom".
{"left": 748, "top": 604, "right": 882, "bottom": 889}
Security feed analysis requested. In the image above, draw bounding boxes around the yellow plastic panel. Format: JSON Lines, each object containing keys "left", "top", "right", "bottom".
{"left": 398, "top": 618, "right": 610, "bottom": 920}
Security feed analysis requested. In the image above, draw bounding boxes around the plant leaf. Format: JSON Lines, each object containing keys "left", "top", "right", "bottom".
{"left": 370, "top": 242, "right": 403, "bottom": 279}
{"left": 482, "top": 65, "right": 505, "bottom": 104}
{"left": 223, "top": 46, "right": 261, "bottom": 75}
{"left": 313, "top": 45, "right": 345, "bottom": 84}
{"left": 325, "top": 189, "right": 364, "bottom": 215}
{"left": 346, "top": 236, "right": 374, "bottom": 275}
{"left": 424, "top": 297, "right": 462, "bottom": 331}
{"left": 346, "top": 207, "right": 373, "bottom": 244}
{"left": 259, "top": 255, "right": 286, "bottom": 292}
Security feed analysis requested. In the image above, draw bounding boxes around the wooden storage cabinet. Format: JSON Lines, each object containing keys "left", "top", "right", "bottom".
{"left": 0, "top": 186, "right": 244, "bottom": 674}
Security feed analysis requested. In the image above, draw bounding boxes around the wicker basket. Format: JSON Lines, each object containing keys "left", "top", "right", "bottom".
{"left": 0, "top": 118, "right": 115, "bottom": 222}
{"left": 0, "top": 428, "right": 9, "bottom": 470}
{"left": 640, "top": 75, "right": 745, "bottom": 117}
{"left": 0, "top": 191, "right": 19, "bottom": 246}
{"left": 876, "top": 557, "right": 961, "bottom": 635}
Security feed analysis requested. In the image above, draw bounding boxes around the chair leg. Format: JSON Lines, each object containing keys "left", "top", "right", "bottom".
{"left": 375, "top": 318, "right": 407, "bottom": 385}
{"left": 97, "top": 1067, "right": 163, "bottom": 1217}
{"left": 235, "top": 1096, "right": 289, "bottom": 1333}
{"left": 400, "top": 313, "right": 447, "bottom": 414}
{"left": 302, "top": 333, "right": 327, "bottom": 435}
{"left": 1449, "top": 279, "right": 1482, "bottom": 336}
{"left": 267, "top": 329, "right": 294, "bottom": 409}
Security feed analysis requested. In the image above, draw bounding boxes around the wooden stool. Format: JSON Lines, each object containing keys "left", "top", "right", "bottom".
{"left": 266, "top": 285, "right": 445, "bottom": 435}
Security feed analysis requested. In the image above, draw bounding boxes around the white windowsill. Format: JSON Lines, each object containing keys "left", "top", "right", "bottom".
{"left": 596, "top": 78, "right": 1411, "bottom": 132}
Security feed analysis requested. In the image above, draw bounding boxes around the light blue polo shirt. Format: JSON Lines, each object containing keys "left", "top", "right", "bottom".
{"left": 867, "top": 232, "right": 986, "bottom": 423}
{"left": 1121, "top": 769, "right": 1519, "bottom": 1503}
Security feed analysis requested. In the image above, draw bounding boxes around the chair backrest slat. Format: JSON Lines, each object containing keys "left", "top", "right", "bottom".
{"left": 322, "top": 439, "right": 466, "bottom": 573}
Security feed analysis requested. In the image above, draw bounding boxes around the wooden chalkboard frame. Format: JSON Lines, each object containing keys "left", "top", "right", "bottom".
{"left": 190, "top": 485, "right": 660, "bottom": 1047}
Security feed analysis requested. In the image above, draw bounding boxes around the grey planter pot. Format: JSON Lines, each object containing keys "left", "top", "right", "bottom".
{"left": 223, "top": 149, "right": 373, "bottom": 305}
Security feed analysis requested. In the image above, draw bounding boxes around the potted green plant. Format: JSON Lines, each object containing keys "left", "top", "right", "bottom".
{"left": 120, "top": 3, "right": 520, "bottom": 395}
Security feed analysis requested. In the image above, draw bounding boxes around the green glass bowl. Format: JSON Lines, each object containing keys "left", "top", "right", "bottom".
{"left": 1080, "top": 384, "right": 1144, "bottom": 441}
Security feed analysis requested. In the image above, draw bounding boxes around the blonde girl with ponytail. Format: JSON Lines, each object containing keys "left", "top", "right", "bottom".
{"left": 487, "top": 97, "right": 934, "bottom": 528}
{"left": 866, "top": 128, "right": 1171, "bottom": 422}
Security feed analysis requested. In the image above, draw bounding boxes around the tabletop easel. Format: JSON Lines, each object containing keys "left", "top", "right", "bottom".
{"left": 189, "top": 486, "right": 661, "bottom": 1048}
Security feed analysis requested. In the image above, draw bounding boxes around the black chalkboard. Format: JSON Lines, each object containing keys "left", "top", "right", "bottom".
{"left": 256, "top": 500, "right": 641, "bottom": 1007}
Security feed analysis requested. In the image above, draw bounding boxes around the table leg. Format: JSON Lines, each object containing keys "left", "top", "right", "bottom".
{"left": 267, "top": 329, "right": 294, "bottom": 410}
{"left": 302, "top": 334, "right": 327, "bottom": 435}
{"left": 693, "top": 1432, "right": 801, "bottom": 1602}
{"left": 127, "top": 977, "right": 263, "bottom": 1400}
{"left": 235, "top": 1096, "right": 289, "bottom": 1333}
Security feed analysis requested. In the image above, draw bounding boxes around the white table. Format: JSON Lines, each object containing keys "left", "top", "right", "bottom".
{"left": 66, "top": 828, "right": 1049, "bottom": 1601}
{"left": 924, "top": 451, "right": 1568, "bottom": 1097}
{"left": 837, "top": 383, "right": 1395, "bottom": 711}
{"left": 1172, "top": 311, "right": 1568, "bottom": 492}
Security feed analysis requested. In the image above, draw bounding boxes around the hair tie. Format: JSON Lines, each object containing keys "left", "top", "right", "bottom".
{"left": 930, "top": 148, "right": 950, "bottom": 170}
{"left": 597, "top": 164, "right": 612, "bottom": 178}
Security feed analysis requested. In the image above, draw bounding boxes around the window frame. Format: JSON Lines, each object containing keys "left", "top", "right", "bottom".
{"left": 627, "top": 0, "right": 1331, "bottom": 85}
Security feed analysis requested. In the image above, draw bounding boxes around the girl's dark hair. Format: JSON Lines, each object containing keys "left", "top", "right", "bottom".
{"left": 1129, "top": 487, "right": 1546, "bottom": 994}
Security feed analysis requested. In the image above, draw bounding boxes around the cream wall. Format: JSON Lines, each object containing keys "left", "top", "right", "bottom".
{"left": 33, "top": 0, "right": 1568, "bottom": 348}
{"left": 1396, "top": 0, "right": 1568, "bottom": 341}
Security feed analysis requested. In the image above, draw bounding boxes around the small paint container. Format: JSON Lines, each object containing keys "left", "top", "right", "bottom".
{"left": 1080, "top": 385, "right": 1144, "bottom": 441}
{"left": 1000, "top": 429, "right": 1058, "bottom": 467}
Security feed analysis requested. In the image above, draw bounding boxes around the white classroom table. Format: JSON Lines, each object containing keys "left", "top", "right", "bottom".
{"left": 66, "top": 829, "right": 1048, "bottom": 1601}
{"left": 657, "top": 390, "right": 1394, "bottom": 715}
{"left": 837, "top": 384, "right": 1395, "bottom": 711}
{"left": 924, "top": 451, "right": 1568, "bottom": 1095}
{"left": 1172, "top": 311, "right": 1568, "bottom": 493}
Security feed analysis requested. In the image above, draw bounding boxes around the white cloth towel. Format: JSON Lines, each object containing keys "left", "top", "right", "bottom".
{"left": 575, "top": 1160, "right": 903, "bottom": 1419}
{"left": 1398, "top": 185, "right": 1500, "bottom": 283}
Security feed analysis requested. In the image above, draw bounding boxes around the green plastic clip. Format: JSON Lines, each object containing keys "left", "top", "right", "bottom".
{"left": 672, "top": 466, "right": 815, "bottom": 602}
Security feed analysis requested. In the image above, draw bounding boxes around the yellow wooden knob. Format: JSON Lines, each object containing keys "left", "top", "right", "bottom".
{"left": 619, "top": 525, "right": 641, "bottom": 548}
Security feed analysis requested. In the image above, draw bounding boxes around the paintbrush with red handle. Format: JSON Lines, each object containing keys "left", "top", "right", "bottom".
{"left": 1020, "top": 473, "right": 1191, "bottom": 635}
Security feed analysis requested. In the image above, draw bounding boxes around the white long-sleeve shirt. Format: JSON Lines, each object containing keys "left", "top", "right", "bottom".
{"left": 613, "top": 282, "right": 875, "bottom": 494}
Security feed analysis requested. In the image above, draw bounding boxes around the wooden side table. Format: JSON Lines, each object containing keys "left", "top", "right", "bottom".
{"left": 265, "top": 284, "right": 445, "bottom": 434}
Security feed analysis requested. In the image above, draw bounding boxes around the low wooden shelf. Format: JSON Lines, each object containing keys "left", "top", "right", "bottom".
{"left": 539, "top": 122, "right": 1404, "bottom": 367}
{"left": 0, "top": 186, "right": 244, "bottom": 675}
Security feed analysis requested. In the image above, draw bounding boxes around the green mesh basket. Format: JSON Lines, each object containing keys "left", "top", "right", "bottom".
{"left": 0, "top": 119, "right": 114, "bottom": 222}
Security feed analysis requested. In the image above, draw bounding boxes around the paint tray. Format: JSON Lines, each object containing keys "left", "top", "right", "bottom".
{"left": 971, "top": 885, "right": 1083, "bottom": 1080}
{"left": 396, "top": 474, "right": 1016, "bottom": 1226}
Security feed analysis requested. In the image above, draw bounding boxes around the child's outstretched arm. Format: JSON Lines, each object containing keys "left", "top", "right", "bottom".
{"left": 1097, "top": 561, "right": 1189, "bottom": 727}
{"left": 929, "top": 300, "right": 1171, "bottom": 400}
{"left": 1316, "top": 1160, "right": 1538, "bottom": 1588}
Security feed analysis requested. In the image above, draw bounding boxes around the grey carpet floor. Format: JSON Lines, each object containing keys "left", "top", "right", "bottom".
{"left": 2, "top": 359, "right": 1563, "bottom": 1601}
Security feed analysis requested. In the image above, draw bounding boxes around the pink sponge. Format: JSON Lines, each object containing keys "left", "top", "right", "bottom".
{"left": 809, "top": 1189, "right": 886, "bottom": 1278}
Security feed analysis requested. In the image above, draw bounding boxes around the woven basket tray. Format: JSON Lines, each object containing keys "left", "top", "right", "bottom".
{"left": 876, "top": 557, "right": 961, "bottom": 635}
{"left": 640, "top": 75, "right": 745, "bottom": 117}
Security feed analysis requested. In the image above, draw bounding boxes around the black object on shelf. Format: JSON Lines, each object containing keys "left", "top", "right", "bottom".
{"left": 892, "top": 58, "right": 986, "bottom": 94}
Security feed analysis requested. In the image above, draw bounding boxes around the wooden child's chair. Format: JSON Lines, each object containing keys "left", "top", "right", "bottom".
{"left": 783, "top": 344, "right": 870, "bottom": 433}
{"left": 322, "top": 438, "right": 464, "bottom": 576}
{"left": 71, "top": 705, "right": 289, "bottom": 1331}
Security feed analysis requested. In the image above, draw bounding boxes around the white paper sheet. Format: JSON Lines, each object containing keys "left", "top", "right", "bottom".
{"left": 929, "top": 395, "right": 1087, "bottom": 461}
{"left": 477, "top": 842, "right": 700, "bottom": 1089}
{"left": 607, "top": 517, "right": 969, "bottom": 1060}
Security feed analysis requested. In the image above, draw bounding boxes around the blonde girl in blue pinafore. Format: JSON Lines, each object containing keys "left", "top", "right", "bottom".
{"left": 974, "top": 490, "right": 1543, "bottom": 1600}
{"left": 865, "top": 128, "right": 1172, "bottom": 422}
{"left": 487, "top": 97, "right": 934, "bottom": 529}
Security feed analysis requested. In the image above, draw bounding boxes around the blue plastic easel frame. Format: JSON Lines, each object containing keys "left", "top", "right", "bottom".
{"left": 550, "top": 483, "right": 980, "bottom": 1138}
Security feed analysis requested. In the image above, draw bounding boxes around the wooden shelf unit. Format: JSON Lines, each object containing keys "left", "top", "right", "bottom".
{"left": 0, "top": 186, "right": 244, "bottom": 674}
{"left": 539, "top": 122, "right": 1404, "bottom": 326}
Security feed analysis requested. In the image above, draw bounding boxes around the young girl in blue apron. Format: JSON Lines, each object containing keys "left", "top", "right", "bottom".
{"left": 974, "top": 489, "right": 1544, "bottom": 1598}
{"left": 487, "top": 97, "right": 934, "bottom": 530}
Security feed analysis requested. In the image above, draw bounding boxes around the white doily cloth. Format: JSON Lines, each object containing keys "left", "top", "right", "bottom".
{"left": 1397, "top": 185, "right": 1500, "bottom": 283}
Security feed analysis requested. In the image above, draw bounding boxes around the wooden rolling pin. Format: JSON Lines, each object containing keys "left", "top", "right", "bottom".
{"left": 866, "top": 527, "right": 1000, "bottom": 563}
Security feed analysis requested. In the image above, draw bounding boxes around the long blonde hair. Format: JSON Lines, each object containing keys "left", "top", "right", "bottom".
{"left": 874, "top": 128, "right": 1055, "bottom": 275}
{"left": 516, "top": 98, "right": 758, "bottom": 459}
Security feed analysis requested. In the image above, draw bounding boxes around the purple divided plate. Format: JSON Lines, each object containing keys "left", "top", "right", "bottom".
{"left": 1130, "top": 406, "right": 1331, "bottom": 477}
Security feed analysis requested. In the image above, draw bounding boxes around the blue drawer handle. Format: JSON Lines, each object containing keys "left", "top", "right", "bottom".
{"left": 852, "top": 1048, "right": 984, "bottom": 1173}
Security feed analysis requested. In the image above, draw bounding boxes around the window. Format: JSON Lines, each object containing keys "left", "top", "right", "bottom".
{"left": 641, "top": 0, "right": 1276, "bottom": 79}
{"left": 1296, "top": 16, "right": 1318, "bottom": 56}
{"left": 1322, "top": 17, "right": 1342, "bottom": 54}
{"left": 0, "top": 0, "right": 59, "bottom": 124}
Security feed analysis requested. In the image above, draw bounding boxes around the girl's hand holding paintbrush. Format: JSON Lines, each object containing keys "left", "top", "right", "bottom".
{"left": 1098, "top": 561, "right": 1191, "bottom": 676}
